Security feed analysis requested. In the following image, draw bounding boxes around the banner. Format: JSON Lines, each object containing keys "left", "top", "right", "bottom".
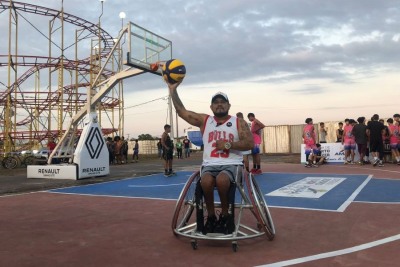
{"left": 300, "top": 143, "right": 365, "bottom": 163}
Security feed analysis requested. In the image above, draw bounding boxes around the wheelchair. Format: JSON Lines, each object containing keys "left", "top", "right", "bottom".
{"left": 171, "top": 169, "right": 275, "bottom": 252}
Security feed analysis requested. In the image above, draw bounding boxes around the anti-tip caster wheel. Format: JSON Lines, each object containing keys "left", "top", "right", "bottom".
{"left": 232, "top": 242, "right": 238, "bottom": 252}
{"left": 191, "top": 240, "right": 198, "bottom": 250}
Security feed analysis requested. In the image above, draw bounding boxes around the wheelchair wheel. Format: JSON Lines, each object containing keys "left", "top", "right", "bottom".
{"left": 171, "top": 171, "right": 200, "bottom": 236}
{"left": 245, "top": 173, "right": 275, "bottom": 240}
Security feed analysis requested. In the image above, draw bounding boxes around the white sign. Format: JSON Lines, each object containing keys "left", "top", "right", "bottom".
{"left": 267, "top": 177, "right": 346, "bottom": 198}
{"left": 300, "top": 143, "right": 366, "bottom": 163}
{"left": 27, "top": 164, "right": 78, "bottom": 180}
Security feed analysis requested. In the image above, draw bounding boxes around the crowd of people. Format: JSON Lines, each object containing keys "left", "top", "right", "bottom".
{"left": 106, "top": 136, "right": 130, "bottom": 165}
{"left": 304, "top": 114, "right": 400, "bottom": 167}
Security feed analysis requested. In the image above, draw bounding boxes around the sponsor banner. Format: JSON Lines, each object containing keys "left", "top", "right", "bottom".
{"left": 27, "top": 165, "right": 77, "bottom": 179}
{"left": 267, "top": 177, "right": 346, "bottom": 198}
{"left": 300, "top": 143, "right": 365, "bottom": 163}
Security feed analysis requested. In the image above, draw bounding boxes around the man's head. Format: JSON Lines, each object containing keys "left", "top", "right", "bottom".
{"left": 357, "top": 117, "right": 365, "bottom": 124}
{"left": 338, "top": 122, "right": 343, "bottom": 127}
{"left": 372, "top": 114, "right": 379, "bottom": 121}
{"left": 305, "top": 118, "right": 313, "bottom": 124}
{"left": 387, "top": 118, "right": 394, "bottom": 124}
{"left": 164, "top": 124, "right": 171, "bottom": 133}
{"left": 349, "top": 119, "right": 357, "bottom": 125}
{"left": 236, "top": 112, "right": 244, "bottom": 119}
{"left": 344, "top": 118, "right": 350, "bottom": 124}
{"left": 393, "top": 114, "right": 400, "bottom": 121}
{"left": 247, "top": 113, "right": 255, "bottom": 122}
{"left": 210, "top": 92, "right": 230, "bottom": 118}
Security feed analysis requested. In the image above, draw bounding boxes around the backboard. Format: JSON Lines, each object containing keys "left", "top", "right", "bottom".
{"left": 125, "top": 22, "right": 172, "bottom": 75}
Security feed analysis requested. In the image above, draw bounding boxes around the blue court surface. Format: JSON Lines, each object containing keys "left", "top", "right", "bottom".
{"left": 49, "top": 172, "right": 400, "bottom": 212}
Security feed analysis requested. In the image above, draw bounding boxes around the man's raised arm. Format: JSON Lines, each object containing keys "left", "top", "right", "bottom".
{"left": 167, "top": 82, "right": 207, "bottom": 128}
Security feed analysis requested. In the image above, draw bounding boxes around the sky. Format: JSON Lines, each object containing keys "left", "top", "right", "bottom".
{"left": 1, "top": 0, "right": 400, "bottom": 139}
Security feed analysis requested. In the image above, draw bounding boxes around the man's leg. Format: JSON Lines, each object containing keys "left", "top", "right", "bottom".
{"left": 201, "top": 173, "right": 216, "bottom": 216}
{"left": 215, "top": 172, "right": 231, "bottom": 216}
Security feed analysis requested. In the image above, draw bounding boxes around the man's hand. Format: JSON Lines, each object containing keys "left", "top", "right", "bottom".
{"left": 215, "top": 140, "right": 227, "bottom": 150}
{"left": 167, "top": 81, "right": 181, "bottom": 95}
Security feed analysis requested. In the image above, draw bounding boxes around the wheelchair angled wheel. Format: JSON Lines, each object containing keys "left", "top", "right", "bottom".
{"left": 171, "top": 171, "right": 200, "bottom": 236}
{"left": 245, "top": 173, "right": 276, "bottom": 240}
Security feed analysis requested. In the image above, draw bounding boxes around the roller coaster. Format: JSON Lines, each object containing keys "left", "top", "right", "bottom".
{"left": 0, "top": 0, "right": 127, "bottom": 168}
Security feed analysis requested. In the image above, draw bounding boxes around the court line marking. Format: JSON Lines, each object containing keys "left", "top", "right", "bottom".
{"left": 257, "top": 233, "right": 400, "bottom": 267}
{"left": 337, "top": 174, "right": 372, "bottom": 212}
{"left": 127, "top": 183, "right": 186, "bottom": 187}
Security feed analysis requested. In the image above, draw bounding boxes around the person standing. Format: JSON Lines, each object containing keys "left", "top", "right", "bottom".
{"left": 106, "top": 137, "right": 115, "bottom": 165}
{"left": 336, "top": 122, "right": 344, "bottom": 143}
{"left": 342, "top": 119, "right": 356, "bottom": 164}
{"left": 175, "top": 138, "right": 183, "bottom": 159}
{"left": 114, "top": 136, "right": 123, "bottom": 164}
{"left": 236, "top": 112, "right": 251, "bottom": 172}
{"left": 121, "top": 136, "right": 129, "bottom": 164}
{"left": 352, "top": 117, "right": 368, "bottom": 165}
{"left": 303, "top": 118, "right": 318, "bottom": 167}
{"left": 157, "top": 139, "right": 163, "bottom": 159}
{"left": 161, "top": 124, "right": 174, "bottom": 176}
{"left": 319, "top": 122, "right": 328, "bottom": 143}
{"left": 132, "top": 139, "right": 139, "bottom": 163}
{"left": 366, "top": 114, "right": 385, "bottom": 167}
{"left": 247, "top": 113, "right": 265, "bottom": 174}
{"left": 183, "top": 136, "right": 191, "bottom": 158}
{"left": 387, "top": 118, "right": 400, "bottom": 165}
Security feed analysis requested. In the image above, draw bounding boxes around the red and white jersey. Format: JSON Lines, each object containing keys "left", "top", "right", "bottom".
{"left": 202, "top": 115, "right": 243, "bottom": 166}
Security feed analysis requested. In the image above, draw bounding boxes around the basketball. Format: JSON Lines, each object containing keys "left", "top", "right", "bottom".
{"left": 162, "top": 59, "right": 186, "bottom": 84}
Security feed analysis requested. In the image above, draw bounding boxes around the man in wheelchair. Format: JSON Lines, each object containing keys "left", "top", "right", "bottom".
{"left": 167, "top": 81, "right": 254, "bottom": 234}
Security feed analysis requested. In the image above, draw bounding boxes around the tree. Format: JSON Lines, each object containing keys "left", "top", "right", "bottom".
{"left": 137, "top": 134, "right": 155, "bottom": 140}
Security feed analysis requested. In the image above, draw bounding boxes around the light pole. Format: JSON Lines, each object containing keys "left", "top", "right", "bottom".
{"left": 119, "top": 12, "right": 126, "bottom": 29}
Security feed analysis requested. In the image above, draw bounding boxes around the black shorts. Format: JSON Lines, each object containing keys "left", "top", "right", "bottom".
{"left": 369, "top": 139, "right": 383, "bottom": 153}
{"left": 163, "top": 148, "right": 173, "bottom": 160}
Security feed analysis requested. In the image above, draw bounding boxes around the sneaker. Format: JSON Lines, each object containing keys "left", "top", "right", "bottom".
{"left": 250, "top": 168, "right": 257, "bottom": 174}
{"left": 373, "top": 159, "right": 379, "bottom": 167}
{"left": 311, "top": 164, "right": 319, "bottom": 168}
{"left": 305, "top": 163, "right": 311, "bottom": 168}
{"left": 254, "top": 169, "right": 262, "bottom": 175}
{"left": 203, "top": 215, "right": 217, "bottom": 234}
{"left": 344, "top": 160, "right": 350, "bottom": 165}
{"left": 164, "top": 171, "right": 170, "bottom": 177}
{"left": 378, "top": 162, "right": 384, "bottom": 167}
{"left": 364, "top": 160, "right": 371, "bottom": 165}
{"left": 397, "top": 161, "right": 400, "bottom": 166}
{"left": 350, "top": 161, "right": 355, "bottom": 165}
{"left": 358, "top": 161, "right": 364, "bottom": 165}
{"left": 214, "top": 214, "right": 235, "bottom": 234}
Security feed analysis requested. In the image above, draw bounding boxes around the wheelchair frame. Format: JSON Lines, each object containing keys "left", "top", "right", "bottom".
{"left": 171, "top": 170, "right": 275, "bottom": 251}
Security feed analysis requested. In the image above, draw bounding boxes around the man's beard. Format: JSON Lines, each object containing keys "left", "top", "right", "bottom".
{"left": 213, "top": 110, "right": 229, "bottom": 118}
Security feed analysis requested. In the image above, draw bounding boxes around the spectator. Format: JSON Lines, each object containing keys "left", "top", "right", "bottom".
{"left": 175, "top": 139, "right": 183, "bottom": 159}
{"left": 157, "top": 139, "right": 163, "bottom": 159}
{"left": 132, "top": 140, "right": 139, "bottom": 163}
{"left": 366, "top": 114, "right": 385, "bottom": 167}
{"left": 161, "top": 124, "right": 174, "bottom": 176}
{"left": 121, "top": 136, "right": 129, "bottom": 164}
{"left": 387, "top": 118, "right": 400, "bottom": 165}
{"left": 312, "top": 143, "right": 326, "bottom": 165}
{"left": 114, "top": 136, "right": 123, "bottom": 164}
{"left": 183, "top": 136, "right": 191, "bottom": 158}
{"left": 247, "top": 112, "right": 266, "bottom": 174}
{"left": 336, "top": 122, "right": 344, "bottom": 143}
{"left": 342, "top": 118, "right": 356, "bottom": 164}
{"left": 319, "top": 122, "right": 328, "bottom": 143}
{"left": 236, "top": 112, "right": 251, "bottom": 172}
{"left": 352, "top": 117, "right": 368, "bottom": 165}
{"left": 106, "top": 137, "right": 115, "bottom": 164}
{"left": 303, "top": 118, "right": 318, "bottom": 167}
